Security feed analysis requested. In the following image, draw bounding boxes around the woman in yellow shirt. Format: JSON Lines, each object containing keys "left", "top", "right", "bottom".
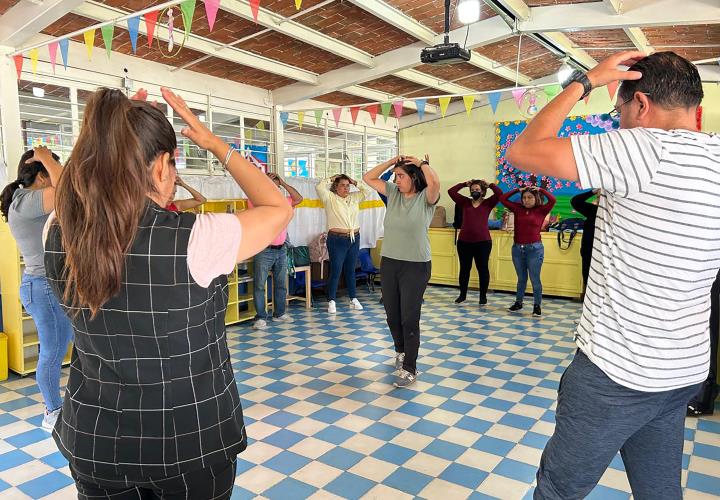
{"left": 316, "top": 174, "right": 372, "bottom": 314}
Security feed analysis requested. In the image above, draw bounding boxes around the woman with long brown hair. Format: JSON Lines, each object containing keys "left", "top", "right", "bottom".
{"left": 0, "top": 146, "right": 73, "bottom": 430}
{"left": 44, "top": 87, "right": 292, "bottom": 499}
{"left": 499, "top": 185, "right": 556, "bottom": 316}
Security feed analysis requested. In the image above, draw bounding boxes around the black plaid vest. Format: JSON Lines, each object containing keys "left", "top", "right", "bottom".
{"left": 45, "top": 202, "right": 247, "bottom": 480}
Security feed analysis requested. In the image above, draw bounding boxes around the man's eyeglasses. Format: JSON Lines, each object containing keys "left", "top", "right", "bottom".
{"left": 608, "top": 92, "right": 652, "bottom": 120}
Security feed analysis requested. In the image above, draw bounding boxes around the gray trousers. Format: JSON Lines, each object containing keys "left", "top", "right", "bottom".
{"left": 535, "top": 350, "right": 700, "bottom": 500}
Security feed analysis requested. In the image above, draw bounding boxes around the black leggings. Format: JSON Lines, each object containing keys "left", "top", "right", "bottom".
{"left": 689, "top": 268, "right": 720, "bottom": 409}
{"left": 71, "top": 459, "right": 237, "bottom": 500}
{"left": 457, "top": 240, "right": 492, "bottom": 298}
{"left": 381, "top": 257, "right": 431, "bottom": 375}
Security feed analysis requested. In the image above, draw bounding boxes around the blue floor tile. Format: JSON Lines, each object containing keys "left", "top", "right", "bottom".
{"left": 371, "top": 443, "right": 415, "bottom": 465}
{"left": 383, "top": 468, "right": 434, "bottom": 496}
{"left": 318, "top": 447, "right": 365, "bottom": 469}
{"left": 440, "top": 462, "right": 488, "bottom": 489}
{"left": 17, "top": 471, "right": 74, "bottom": 498}
{"left": 493, "top": 458, "right": 540, "bottom": 483}
{"left": 0, "top": 450, "right": 33, "bottom": 472}
{"left": 264, "top": 451, "right": 312, "bottom": 475}
{"left": 314, "top": 426, "right": 354, "bottom": 445}
{"left": 324, "top": 472, "right": 375, "bottom": 500}
{"left": 263, "top": 477, "right": 317, "bottom": 499}
{"left": 473, "top": 436, "right": 516, "bottom": 456}
{"left": 363, "top": 422, "right": 403, "bottom": 441}
{"left": 423, "top": 439, "right": 466, "bottom": 461}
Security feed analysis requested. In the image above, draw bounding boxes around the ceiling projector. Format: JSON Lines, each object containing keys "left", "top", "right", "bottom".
{"left": 421, "top": 42, "right": 471, "bottom": 64}
{"left": 420, "top": 0, "right": 471, "bottom": 65}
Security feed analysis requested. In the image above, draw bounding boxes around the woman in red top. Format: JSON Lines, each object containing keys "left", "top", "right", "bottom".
{"left": 499, "top": 186, "right": 556, "bottom": 316}
{"left": 448, "top": 179, "right": 502, "bottom": 305}
{"left": 166, "top": 176, "right": 207, "bottom": 212}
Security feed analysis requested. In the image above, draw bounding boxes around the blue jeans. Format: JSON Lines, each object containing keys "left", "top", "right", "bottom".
{"left": 511, "top": 242, "right": 544, "bottom": 306}
{"left": 535, "top": 350, "right": 700, "bottom": 499}
{"left": 253, "top": 247, "right": 288, "bottom": 320}
{"left": 19, "top": 274, "right": 74, "bottom": 412}
{"left": 326, "top": 233, "right": 359, "bottom": 301}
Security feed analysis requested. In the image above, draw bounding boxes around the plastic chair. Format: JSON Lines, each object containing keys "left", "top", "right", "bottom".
{"left": 357, "top": 248, "right": 379, "bottom": 292}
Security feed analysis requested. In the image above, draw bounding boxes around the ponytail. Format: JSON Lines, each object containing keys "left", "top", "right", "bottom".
{"left": 54, "top": 88, "right": 176, "bottom": 316}
{"left": 0, "top": 150, "right": 55, "bottom": 221}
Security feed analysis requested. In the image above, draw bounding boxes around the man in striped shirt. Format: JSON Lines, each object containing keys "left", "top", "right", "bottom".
{"left": 507, "top": 51, "right": 720, "bottom": 499}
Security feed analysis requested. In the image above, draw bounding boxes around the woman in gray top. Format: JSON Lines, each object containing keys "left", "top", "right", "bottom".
{"left": 0, "top": 147, "right": 73, "bottom": 430}
{"left": 364, "top": 155, "right": 440, "bottom": 388}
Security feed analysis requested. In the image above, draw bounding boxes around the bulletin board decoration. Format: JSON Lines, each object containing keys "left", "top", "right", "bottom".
{"left": 495, "top": 114, "right": 618, "bottom": 220}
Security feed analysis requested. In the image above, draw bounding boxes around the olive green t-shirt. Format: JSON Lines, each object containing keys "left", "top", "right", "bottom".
{"left": 381, "top": 182, "right": 436, "bottom": 263}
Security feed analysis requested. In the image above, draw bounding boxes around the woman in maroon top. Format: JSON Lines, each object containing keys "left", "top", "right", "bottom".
{"left": 448, "top": 179, "right": 502, "bottom": 305}
{"left": 499, "top": 186, "right": 556, "bottom": 316}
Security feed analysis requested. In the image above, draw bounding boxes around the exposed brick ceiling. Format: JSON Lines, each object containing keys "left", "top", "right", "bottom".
{"left": 644, "top": 24, "right": 720, "bottom": 62}
{"left": 10, "top": 0, "right": 719, "bottom": 104}
{"left": 565, "top": 29, "right": 634, "bottom": 61}
{"left": 383, "top": 0, "right": 497, "bottom": 33}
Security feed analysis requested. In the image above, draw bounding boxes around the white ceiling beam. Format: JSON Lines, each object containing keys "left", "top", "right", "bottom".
{"left": 218, "top": 0, "right": 374, "bottom": 68}
{"left": 341, "top": 85, "right": 439, "bottom": 114}
{"left": 272, "top": 14, "right": 525, "bottom": 106}
{"left": 489, "top": 0, "right": 531, "bottom": 21}
{"left": 74, "top": 1, "right": 319, "bottom": 84}
{"left": 395, "top": 69, "right": 478, "bottom": 95}
{"left": 623, "top": 27, "right": 653, "bottom": 53}
{"left": 602, "top": 0, "right": 624, "bottom": 14}
{"left": 0, "top": 0, "right": 86, "bottom": 47}
{"left": 345, "top": 0, "right": 436, "bottom": 45}
{"left": 519, "top": 0, "right": 720, "bottom": 32}
{"left": 542, "top": 32, "right": 598, "bottom": 69}
{"left": 698, "top": 65, "right": 720, "bottom": 82}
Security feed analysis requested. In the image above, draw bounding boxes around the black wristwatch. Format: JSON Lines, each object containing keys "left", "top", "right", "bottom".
{"left": 420, "top": 160, "right": 429, "bottom": 167}
{"left": 561, "top": 69, "right": 593, "bottom": 101}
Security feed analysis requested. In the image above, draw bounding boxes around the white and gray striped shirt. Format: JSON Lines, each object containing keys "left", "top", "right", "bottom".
{"left": 571, "top": 128, "right": 720, "bottom": 392}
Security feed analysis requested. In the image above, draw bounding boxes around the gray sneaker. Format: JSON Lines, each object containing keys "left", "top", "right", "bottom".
{"left": 393, "top": 369, "right": 417, "bottom": 388}
{"left": 394, "top": 352, "right": 405, "bottom": 372}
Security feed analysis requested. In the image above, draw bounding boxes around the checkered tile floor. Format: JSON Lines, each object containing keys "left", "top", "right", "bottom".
{"left": 1, "top": 286, "right": 719, "bottom": 499}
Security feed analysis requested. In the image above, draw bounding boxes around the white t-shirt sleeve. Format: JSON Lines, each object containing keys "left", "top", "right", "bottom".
{"left": 187, "top": 213, "right": 242, "bottom": 288}
{"left": 571, "top": 128, "right": 665, "bottom": 197}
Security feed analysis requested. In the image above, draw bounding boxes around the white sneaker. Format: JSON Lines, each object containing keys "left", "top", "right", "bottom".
{"left": 253, "top": 319, "right": 268, "bottom": 330}
{"left": 42, "top": 408, "right": 61, "bottom": 430}
{"left": 328, "top": 300, "right": 336, "bottom": 314}
{"left": 275, "top": 314, "right": 293, "bottom": 323}
{"left": 350, "top": 298, "right": 363, "bottom": 310}
{"left": 393, "top": 369, "right": 417, "bottom": 388}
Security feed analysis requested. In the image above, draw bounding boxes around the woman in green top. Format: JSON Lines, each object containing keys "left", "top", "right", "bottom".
{"left": 364, "top": 155, "right": 440, "bottom": 388}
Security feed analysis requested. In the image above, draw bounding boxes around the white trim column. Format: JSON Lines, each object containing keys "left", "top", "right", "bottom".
{"left": 0, "top": 48, "right": 24, "bottom": 179}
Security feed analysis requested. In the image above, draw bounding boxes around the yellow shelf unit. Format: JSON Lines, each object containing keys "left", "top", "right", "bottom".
{"left": 197, "top": 199, "right": 261, "bottom": 325}
{"left": 0, "top": 220, "right": 73, "bottom": 376}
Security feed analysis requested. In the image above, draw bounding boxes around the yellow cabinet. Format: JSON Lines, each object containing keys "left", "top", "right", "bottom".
{"left": 371, "top": 228, "right": 583, "bottom": 299}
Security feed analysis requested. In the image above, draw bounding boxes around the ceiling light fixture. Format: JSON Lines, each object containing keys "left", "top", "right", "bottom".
{"left": 557, "top": 59, "right": 574, "bottom": 84}
{"left": 457, "top": 0, "right": 481, "bottom": 25}
{"left": 32, "top": 87, "right": 45, "bottom": 98}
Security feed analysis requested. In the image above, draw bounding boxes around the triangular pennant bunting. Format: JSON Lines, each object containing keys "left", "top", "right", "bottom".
{"left": 415, "top": 99, "right": 426, "bottom": 120}
{"left": 127, "top": 16, "right": 140, "bottom": 53}
{"left": 314, "top": 110, "right": 323, "bottom": 126}
{"left": 438, "top": 97, "right": 451, "bottom": 117}
{"left": 487, "top": 92, "right": 501, "bottom": 114}
{"left": 204, "top": 0, "right": 220, "bottom": 31}
{"left": 279, "top": 111, "right": 289, "bottom": 126}
{"left": 295, "top": 0, "right": 302, "bottom": 9}
{"left": 331, "top": 108, "right": 342, "bottom": 126}
{"left": 145, "top": 11, "right": 159, "bottom": 47}
{"left": 365, "top": 104, "right": 378, "bottom": 124}
{"left": 511, "top": 89, "right": 525, "bottom": 108}
{"left": 392, "top": 101, "right": 404, "bottom": 119}
{"left": 250, "top": 0, "right": 260, "bottom": 22}
{"left": 48, "top": 42, "right": 59, "bottom": 73}
{"left": 607, "top": 80, "right": 619, "bottom": 100}
{"left": 101, "top": 24, "right": 114, "bottom": 59}
{"left": 59, "top": 38, "right": 69, "bottom": 68}
{"left": 463, "top": 95, "right": 475, "bottom": 115}
{"left": 350, "top": 106, "right": 361, "bottom": 125}
{"left": 12, "top": 54, "right": 23, "bottom": 79}
{"left": 297, "top": 111, "right": 304, "bottom": 129}
{"left": 256, "top": 120, "right": 265, "bottom": 130}
{"left": 83, "top": 29, "right": 96, "bottom": 60}
{"left": 380, "top": 102, "right": 392, "bottom": 122}
{"left": 29, "top": 48, "right": 39, "bottom": 74}
{"left": 180, "top": 0, "right": 196, "bottom": 36}
{"left": 543, "top": 84, "right": 562, "bottom": 99}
